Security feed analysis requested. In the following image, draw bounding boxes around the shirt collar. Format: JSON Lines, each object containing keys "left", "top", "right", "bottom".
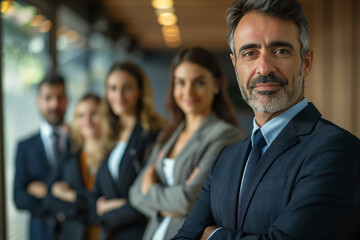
{"left": 252, "top": 98, "right": 308, "bottom": 147}
{"left": 40, "top": 121, "right": 66, "bottom": 138}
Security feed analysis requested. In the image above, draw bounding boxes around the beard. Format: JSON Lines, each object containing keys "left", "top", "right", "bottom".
{"left": 237, "top": 73, "right": 304, "bottom": 113}
{"left": 44, "top": 109, "right": 64, "bottom": 126}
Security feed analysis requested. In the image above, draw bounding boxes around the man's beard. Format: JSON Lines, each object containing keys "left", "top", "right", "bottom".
{"left": 237, "top": 73, "right": 304, "bottom": 113}
{"left": 44, "top": 109, "right": 64, "bottom": 126}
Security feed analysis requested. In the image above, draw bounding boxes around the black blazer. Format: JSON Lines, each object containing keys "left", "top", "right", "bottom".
{"left": 14, "top": 133, "right": 70, "bottom": 240}
{"left": 92, "top": 123, "right": 158, "bottom": 240}
{"left": 173, "top": 103, "right": 360, "bottom": 240}
{"left": 44, "top": 151, "right": 97, "bottom": 240}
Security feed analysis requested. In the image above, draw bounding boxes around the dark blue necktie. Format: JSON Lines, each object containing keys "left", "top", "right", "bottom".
{"left": 52, "top": 130, "right": 61, "bottom": 166}
{"left": 238, "top": 129, "right": 267, "bottom": 222}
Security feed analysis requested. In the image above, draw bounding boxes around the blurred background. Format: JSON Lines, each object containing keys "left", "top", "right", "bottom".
{"left": 0, "top": 0, "right": 359, "bottom": 239}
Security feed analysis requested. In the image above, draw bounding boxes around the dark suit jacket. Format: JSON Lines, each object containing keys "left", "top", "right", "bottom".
{"left": 44, "top": 151, "right": 97, "bottom": 240}
{"left": 92, "top": 123, "right": 158, "bottom": 240}
{"left": 14, "top": 133, "right": 70, "bottom": 240}
{"left": 173, "top": 103, "right": 360, "bottom": 240}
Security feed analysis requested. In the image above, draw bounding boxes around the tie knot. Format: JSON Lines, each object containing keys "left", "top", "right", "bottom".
{"left": 52, "top": 128, "right": 60, "bottom": 137}
{"left": 253, "top": 129, "right": 266, "bottom": 148}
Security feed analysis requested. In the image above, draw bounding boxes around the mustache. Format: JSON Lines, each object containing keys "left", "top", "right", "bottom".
{"left": 248, "top": 74, "right": 287, "bottom": 89}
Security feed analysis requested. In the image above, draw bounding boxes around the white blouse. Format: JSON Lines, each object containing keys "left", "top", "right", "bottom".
{"left": 107, "top": 142, "right": 127, "bottom": 181}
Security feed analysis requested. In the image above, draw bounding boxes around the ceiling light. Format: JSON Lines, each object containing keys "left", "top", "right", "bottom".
{"left": 165, "top": 39, "right": 181, "bottom": 48}
{"left": 152, "top": 0, "right": 174, "bottom": 9}
{"left": 162, "top": 25, "right": 179, "bottom": 37}
{"left": 157, "top": 12, "right": 177, "bottom": 26}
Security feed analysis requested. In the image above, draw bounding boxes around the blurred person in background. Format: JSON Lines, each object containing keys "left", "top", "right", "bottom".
{"left": 45, "top": 93, "right": 104, "bottom": 240}
{"left": 130, "top": 47, "right": 244, "bottom": 240}
{"left": 93, "top": 61, "right": 165, "bottom": 240}
{"left": 13, "top": 73, "right": 69, "bottom": 240}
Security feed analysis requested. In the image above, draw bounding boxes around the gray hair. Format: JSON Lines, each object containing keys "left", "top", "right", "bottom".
{"left": 226, "top": 0, "right": 309, "bottom": 62}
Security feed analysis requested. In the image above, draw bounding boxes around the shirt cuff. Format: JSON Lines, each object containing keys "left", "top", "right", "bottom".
{"left": 207, "top": 227, "right": 222, "bottom": 239}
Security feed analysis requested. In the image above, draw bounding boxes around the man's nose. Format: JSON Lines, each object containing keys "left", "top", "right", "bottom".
{"left": 256, "top": 52, "right": 276, "bottom": 76}
{"left": 49, "top": 98, "right": 60, "bottom": 108}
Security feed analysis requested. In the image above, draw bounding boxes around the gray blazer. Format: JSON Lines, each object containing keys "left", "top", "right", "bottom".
{"left": 130, "top": 113, "right": 243, "bottom": 240}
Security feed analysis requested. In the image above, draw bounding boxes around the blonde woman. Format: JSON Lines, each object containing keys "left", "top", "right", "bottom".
{"left": 45, "top": 93, "right": 103, "bottom": 240}
{"left": 130, "top": 47, "right": 244, "bottom": 240}
{"left": 93, "top": 61, "right": 165, "bottom": 240}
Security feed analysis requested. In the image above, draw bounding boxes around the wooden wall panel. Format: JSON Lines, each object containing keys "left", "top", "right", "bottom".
{"left": 354, "top": 0, "right": 360, "bottom": 137}
{"left": 304, "top": 0, "right": 359, "bottom": 137}
{"left": 331, "top": 0, "right": 354, "bottom": 132}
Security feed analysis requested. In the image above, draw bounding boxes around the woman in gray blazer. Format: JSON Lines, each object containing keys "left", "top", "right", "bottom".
{"left": 130, "top": 47, "right": 244, "bottom": 240}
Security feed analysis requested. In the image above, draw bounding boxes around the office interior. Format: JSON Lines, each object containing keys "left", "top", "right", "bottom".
{"left": 0, "top": 0, "right": 359, "bottom": 239}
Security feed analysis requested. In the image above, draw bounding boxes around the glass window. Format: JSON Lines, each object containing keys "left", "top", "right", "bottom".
{"left": 1, "top": 1, "right": 52, "bottom": 239}
{"left": 57, "top": 5, "right": 90, "bottom": 117}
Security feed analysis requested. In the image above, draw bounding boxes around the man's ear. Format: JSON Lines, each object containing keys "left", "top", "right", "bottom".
{"left": 303, "top": 49, "right": 313, "bottom": 78}
{"left": 230, "top": 53, "right": 236, "bottom": 67}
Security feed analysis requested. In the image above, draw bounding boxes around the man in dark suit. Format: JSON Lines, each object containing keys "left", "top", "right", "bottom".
{"left": 172, "top": 0, "right": 360, "bottom": 239}
{"left": 13, "top": 73, "right": 69, "bottom": 240}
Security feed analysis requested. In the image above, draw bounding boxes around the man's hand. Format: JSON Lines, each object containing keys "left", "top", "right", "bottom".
{"left": 201, "top": 225, "right": 219, "bottom": 240}
{"left": 27, "top": 181, "right": 47, "bottom": 199}
{"left": 51, "top": 181, "right": 76, "bottom": 203}
{"left": 141, "top": 166, "right": 158, "bottom": 195}
{"left": 96, "top": 197, "right": 126, "bottom": 216}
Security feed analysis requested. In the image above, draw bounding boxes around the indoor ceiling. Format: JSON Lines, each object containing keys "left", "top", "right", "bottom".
{"left": 93, "top": 0, "right": 234, "bottom": 51}
{"left": 91, "top": 0, "right": 312, "bottom": 52}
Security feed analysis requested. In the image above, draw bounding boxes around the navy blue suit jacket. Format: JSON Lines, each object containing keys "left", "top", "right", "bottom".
{"left": 91, "top": 124, "right": 158, "bottom": 240}
{"left": 173, "top": 103, "right": 360, "bottom": 240}
{"left": 44, "top": 151, "right": 96, "bottom": 240}
{"left": 14, "top": 133, "right": 70, "bottom": 240}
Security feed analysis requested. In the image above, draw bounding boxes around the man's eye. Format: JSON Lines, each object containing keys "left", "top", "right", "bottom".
{"left": 275, "top": 49, "right": 290, "bottom": 55}
{"left": 243, "top": 51, "right": 256, "bottom": 57}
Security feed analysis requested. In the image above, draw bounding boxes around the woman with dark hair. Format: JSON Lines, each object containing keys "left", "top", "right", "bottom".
{"left": 93, "top": 61, "right": 165, "bottom": 240}
{"left": 130, "top": 47, "right": 243, "bottom": 240}
{"left": 45, "top": 93, "right": 104, "bottom": 240}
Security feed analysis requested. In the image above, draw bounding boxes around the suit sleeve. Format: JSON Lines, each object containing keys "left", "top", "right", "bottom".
{"left": 13, "top": 142, "right": 47, "bottom": 215}
{"left": 97, "top": 198, "right": 146, "bottom": 231}
{"left": 45, "top": 184, "right": 92, "bottom": 220}
{"left": 98, "top": 132, "right": 158, "bottom": 230}
{"left": 171, "top": 153, "right": 223, "bottom": 240}
{"left": 130, "top": 126, "right": 242, "bottom": 216}
{"left": 91, "top": 135, "right": 153, "bottom": 230}
{"left": 211, "top": 137, "right": 360, "bottom": 240}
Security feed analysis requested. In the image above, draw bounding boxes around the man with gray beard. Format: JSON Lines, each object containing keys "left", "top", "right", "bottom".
{"left": 172, "top": 0, "right": 360, "bottom": 239}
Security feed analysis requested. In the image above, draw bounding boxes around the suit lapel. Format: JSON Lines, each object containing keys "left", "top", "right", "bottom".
{"left": 155, "top": 121, "right": 185, "bottom": 183}
{"left": 225, "top": 138, "right": 251, "bottom": 229}
{"left": 36, "top": 134, "right": 51, "bottom": 171}
{"left": 238, "top": 103, "right": 322, "bottom": 229}
{"left": 172, "top": 113, "right": 218, "bottom": 183}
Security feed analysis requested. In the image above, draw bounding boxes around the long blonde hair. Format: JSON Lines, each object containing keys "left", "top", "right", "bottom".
{"left": 101, "top": 61, "right": 166, "bottom": 152}
{"left": 70, "top": 93, "right": 105, "bottom": 173}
